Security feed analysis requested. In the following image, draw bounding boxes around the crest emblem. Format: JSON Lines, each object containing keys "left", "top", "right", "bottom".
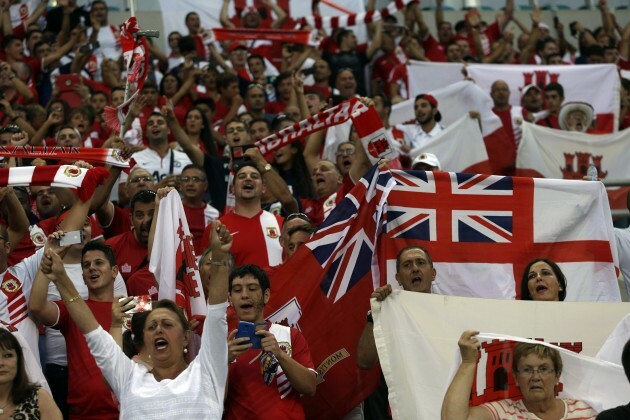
{"left": 1, "top": 278, "right": 20, "bottom": 293}
{"left": 267, "top": 227, "right": 279, "bottom": 238}
{"left": 63, "top": 167, "right": 81, "bottom": 178}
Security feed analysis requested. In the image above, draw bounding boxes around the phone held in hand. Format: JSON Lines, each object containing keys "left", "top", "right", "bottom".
{"left": 120, "top": 295, "right": 153, "bottom": 314}
{"left": 236, "top": 321, "right": 263, "bottom": 349}
{"left": 59, "top": 230, "right": 84, "bottom": 247}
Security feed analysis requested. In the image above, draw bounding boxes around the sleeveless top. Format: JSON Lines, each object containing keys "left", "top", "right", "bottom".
{"left": 10, "top": 388, "right": 40, "bottom": 419}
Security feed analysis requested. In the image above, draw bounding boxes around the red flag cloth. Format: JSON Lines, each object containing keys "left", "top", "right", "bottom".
{"left": 265, "top": 166, "right": 397, "bottom": 418}
{"left": 0, "top": 146, "right": 131, "bottom": 168}
{"left": 0, "top": 165, "right": 109, "bottom": 202}
{"left": 211, "top": 27, "right": 316, "bottom": 45}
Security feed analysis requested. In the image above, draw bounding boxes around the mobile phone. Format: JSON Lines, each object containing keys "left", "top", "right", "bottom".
{"left": 59, "top": 230, "right": 84, "bottom": 247}
{"left": 79, "top": 41, "right": 100, "bottom": 54}
{"left": 120, "top": 295, "right": 153, "bottom": 314}
{"left": 231, "top": 144, "right": 255, "bottom": 159}
{"left": 236, "top": 321, "right": 262, "bottom": 349}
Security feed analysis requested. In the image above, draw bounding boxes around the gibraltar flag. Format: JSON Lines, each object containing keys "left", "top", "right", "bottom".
{"left": 467, "top": 63, "right": 620, "bottom": 133}
{"left": 390, "top": 81, "right": 515, "bottom": 175}
{"left": 379, "top": 170, "right": 620, "bottom": 301}
{"left": 517, "top": 122, "right": 630, "bottom": 210}
{"left": 372, "top": 292, "right": 630, "bottom": 419}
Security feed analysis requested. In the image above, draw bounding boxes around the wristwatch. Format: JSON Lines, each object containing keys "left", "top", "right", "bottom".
{"left": 261, "top": 163, "right": 272, "bottom": 174}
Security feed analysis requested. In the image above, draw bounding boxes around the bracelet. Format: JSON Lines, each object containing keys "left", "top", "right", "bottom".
{"left": 65, "top": 294, "right": 82, "bottom": 304}
{"left": 210, "top": 260, "right": 229, "bottom": 266}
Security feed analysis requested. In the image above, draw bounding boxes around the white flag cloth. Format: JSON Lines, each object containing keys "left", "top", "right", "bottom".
{"left": 149, "top": 190, "right": 206, "bottom": 316}
{"left": 517, "top": 122, "right": 630, "bottom": 209}
{"left": 405, "top": 115, "right": 490, "bottom": 173}
{"left": 390, "top": 81, "right": 502, "bottom": 137}
{"left": 406, "top": 60, "right": 465, "bottom": 97}
{"left": 596, "top": 313, "right": 630, "bottom": 365}
{"left": 372, "top": 292, "right": 630, "bottom": 419}
{"left": 466, "top": 63, "right": 620, "bottom": 132}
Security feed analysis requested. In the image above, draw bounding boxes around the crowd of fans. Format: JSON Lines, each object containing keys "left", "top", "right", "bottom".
{"left": 0, "top": 0, "right": 625, "bottom": 418}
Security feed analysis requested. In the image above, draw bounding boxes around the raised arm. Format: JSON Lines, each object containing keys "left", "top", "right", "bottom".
{"left": 441, "top": 330, "right": 492, "bottom": 420}
{"left": 220, "top": 0, "right": 236, "bottom": 29}
{"left": 206, "top": 220, "right": 232, "bottom": 304}
{"left": 24, "top": 0, "right": 47, "bottom": 27}
{"left": 0, "top": 187, "right": 29, "bottom": 253}
{"left": 303, "top": 129, "right": 324, "bottom": 174}
{"left": 356, "top": 284, "right": 392, "bottom": 369}
{"left": 265, "top": 0, "right": 287, "bottom": 30}
{"left": 162, "top": 100, "right": 205, "bottom": 166}
{"left": 366, "top": 20, "right": 383, "bottom": 61}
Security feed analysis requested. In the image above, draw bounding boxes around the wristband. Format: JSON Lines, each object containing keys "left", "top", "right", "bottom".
{"left": 65, "top": 294, "right": 82, "bottom": 304}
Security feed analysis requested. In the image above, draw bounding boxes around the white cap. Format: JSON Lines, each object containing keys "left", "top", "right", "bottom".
{"left": 521, "top": 84, "right": 542, "bottom": 97}
{"left": 411, "top": 153, "right": 441, "bottom": 170}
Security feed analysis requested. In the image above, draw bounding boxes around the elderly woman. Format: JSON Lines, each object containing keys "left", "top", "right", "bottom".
{"left": 40, "top": 220, "right": 232, "bottom": 419}
{"left": 520, "top": 258, "right": 567, "bottom": 301}
{"left": 442, "top": 331, "right": 597, "bottom": 419}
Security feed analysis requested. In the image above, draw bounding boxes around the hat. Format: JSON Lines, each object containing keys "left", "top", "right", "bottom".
{"left": 558, "top": 102, "right": 594, "bottom": 132}
{"left": 521, "top": 84, "right": 542, "bottom": 97}
{"left": 415, "top": 94, "right": 442, "bottom": 122}
{"left": 411, "top": 153, "right": 441, "bottom": 171}
{"left": 538, "top": 22, "right": 550, "bottom": 31}
{"left": 228, "top": 42, "right": 248, "bottom": 54}
{"left": 243, "top": 6, "right": 258, "bottom": 15}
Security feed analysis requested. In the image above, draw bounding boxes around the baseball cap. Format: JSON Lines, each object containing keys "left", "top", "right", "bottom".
{"left": 411, "top": 153, "right": 441, "bottom": 170}
{"left": 521, "top": 84, "right": 542, "bottom": 97}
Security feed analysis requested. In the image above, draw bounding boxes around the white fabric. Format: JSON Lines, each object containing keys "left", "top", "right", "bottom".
{"left": 132, "top": 148, "right": 193, "bottom": 182}
{"left": 596, "top": 313, "right": 630, "bottom": 365}
{"left": 404, "top": 115, "right": 488, "bottom": 172}
{"left": 615, "top": 227, "right": 630, "bottom": 295}
{"left": 0, "top": 323, "right": 50, "bottom": 394}
{"left": 390, "top": 81, "right": 502, "bottom": 137}
{"left": 259, "top": 210, "right": 283, "bottom": 267}
{"left": 87, "top": 24, "right": 122, "bottom": 61}
{"left": 372, "top": 292, "right": 630, "bottom": 419}
{"left": 406, "top": 61, "right": 465, "bottom": 96}
{"left": 467, "top": 63, "right": 620, "bottom": 131}
{"left": 84, "top": 302, "right": 228, "bottom": 419}
{"left": 45, "top": 253, "right": 127, "bottom": 366}
{"left": 150, "top": 190, "right": 206, "bottom": 316}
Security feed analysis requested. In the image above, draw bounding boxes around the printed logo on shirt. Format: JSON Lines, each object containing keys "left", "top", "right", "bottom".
{"left": 1, "top": 278, "right": 20, "bottom": 293}
{"left": 266, "top": 227, "right": 279, "bottom": 239}
{"left": 121, "top": 263, "right": 132, "bottom": 273}
{"left": 278, "top": 341, "right": 292, "bottom": 357}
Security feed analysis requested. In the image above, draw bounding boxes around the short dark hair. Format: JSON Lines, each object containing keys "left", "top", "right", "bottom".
{"left": 0, "top": 329, "right": 37, "bottom": 405}
{"left": 271, "top": 114, "right": 295, "bottom": 132}
{"left": 141, "top": 80, "right": 158, "bottom": 92}
{"left": 520, "top": 258, "right": 567, "bottom": 301}
{"left": 122, "top": 311, "right": 149, "bottom": 358}
{"left": 273, "top": 71, "right": 292, "bottom": 90}
{"left": 287, "top": 224, "right": 315, "bottom": 238}
{"left": 1, "top": 35, "right": 20, "bottom": 50}
{"left": 25, "top": 29, "right": 42, "bottom": 42}
{"left": 181, "top": 163, "right": 206, "bottom": 176}
{"left": 622, "top": 338, "right": 630, "bottom": 382}
{"left": 217, "top": 73, "right": 239, "bottom": 92}
{"left": 130, "top": 190, "right": 156, "bottom": 213}
{"left": 82, "top": 241, "right": 117, "bottom": 267}
{"left": 584, "top": 44, "right": 604, "bottom": 58}
{"left": 229, "top": 264, "right": 270, "bottom": 292}
{"left": 194, "top": 97, "right": 215, "bottom": 113}
{"left": 247, "top": 54, "right": 265, "bottom": 66}
{"left": 178, "top": 36, "right": 197, "bottom": 55}
{"left": 232, "top": 161, "right": 260, "bottom": 181}
{"left": 395, "top": 246, "right": 433, "bottom": 272}
{"left": 249, "top": 117, "right": 270, "bottom": 131}
{"left": 544, "top": 82, "right": 564, "bottom": 98}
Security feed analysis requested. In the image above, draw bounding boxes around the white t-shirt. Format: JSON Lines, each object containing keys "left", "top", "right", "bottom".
{"left": 132, "top": 148, "right": 193, "bottom": 183}
{"left": 615, "top": 227, "right": 630, "bottom": 295}
{"left": 84, "top": 302, "right": 228, "bottom": 419}
{"left": 396, "top": 122, "right": 445, "bottom": 153}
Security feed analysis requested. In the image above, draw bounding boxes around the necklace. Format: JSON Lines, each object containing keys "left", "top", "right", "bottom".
{"left": 0, "top": 402, "right": 8, "bottom": 414}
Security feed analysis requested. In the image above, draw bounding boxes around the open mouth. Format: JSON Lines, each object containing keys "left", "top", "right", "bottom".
{"left": 89, "top": 273, "right": 100, "bottom": 281}
{"left": 535, "top": 284, "right": 548, "bottom": 293}
{"left": 242, "top": 182, "right": 254, "bottom": 191}
{"left": 411, "top": 276, "right": 422, "bottom": 285}
{"left": 154, "top": 338, "right": 168, "bottom": 351}
{"left": 240, "top": 303, "right": 253, "bottom": 311}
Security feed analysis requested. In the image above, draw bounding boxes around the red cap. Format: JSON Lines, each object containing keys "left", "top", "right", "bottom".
{"left": 228, "top": 42, "right": 248, "bottom": 54}
{"left": 418, "top": 94, "right": 438, "bottom": 109}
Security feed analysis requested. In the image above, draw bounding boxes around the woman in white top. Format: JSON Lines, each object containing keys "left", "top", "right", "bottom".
{"left": 39, "top": 221, "right": 233, "bottom": 419}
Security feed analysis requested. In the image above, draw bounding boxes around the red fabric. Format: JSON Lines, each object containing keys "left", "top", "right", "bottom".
{"left": 225, "top": 326, "right": 314, "bottom": 419}
{"left": 183, "top": 205, "right": 209, "bottom": 257}
{"left": 492, "top": 107, "right": 517, "bottom": 146}
{"left": 536, "top": 114, "right": 560, "bottom": 130}
{"left": 483, "top": 127, "right": 517, "bottom": 176}
{"left": 372, "top": 51, "right": 400, "bottom": 96}
{"left": 422, "top": 34, "right": 447, "bottom": 62}
{"left": 126, "top": 266, "right": 159, "bottom": 300}
{"left": 202, "top": 210, "right": 283, "bottom": 268}
{"left": 105, "top": 230, "right": 147, "bottom": 283}
{"left": 265, "top": 101, "right": 287, "bottom": 115}
{"left": 102, "top": 205, "right": 131, "bottom": 239}
{"left": 54, "top": 300, "right": 119, "bottom": 419}
{"left": 454, "top": 21, "right": 501, "bottom": 57}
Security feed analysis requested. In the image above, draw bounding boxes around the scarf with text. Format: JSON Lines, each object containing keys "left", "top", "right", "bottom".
{"left": 298, "top": 0, "right": 417, "bottom": 29}
{"left": 0, "top": 146, "right": 131, "bottom": 168}
{"left": 209, "top": 27, "right": 320, "bottom": 46}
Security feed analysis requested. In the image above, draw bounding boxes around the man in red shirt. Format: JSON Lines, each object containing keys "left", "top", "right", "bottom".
{"left": 225, "top": 264, "right": 317, "bottom": 419}
{"left": 180, "top": 164, "right": 219, "bottom": 256}
{"left": 105, "top": 190, "right": 156, "bottom": 282}
{"left": 203, "top": 162, "right": 283, "bottom": 268}
{"left": 537, "top": 82, "right": 564, "bottom": 130}
{"left": 30, "top": 240, "right": 122, "bottom": 419}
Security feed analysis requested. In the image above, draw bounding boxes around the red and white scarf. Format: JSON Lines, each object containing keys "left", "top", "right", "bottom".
{"left": 0, "top": 165, "right": 109, "bottom": 202}
{"left": 209, "top": 27, "right": 321, "bottom": 46}
{"left": 0, "top": 146, "right": 131, "bottom": 168}
{"left": 298, "top": 0, "right": 416, "bottom": 29}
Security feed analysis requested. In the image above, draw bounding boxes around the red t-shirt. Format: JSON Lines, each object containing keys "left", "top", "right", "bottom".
{"left": 105, "top": 230, "right": 148, "bottom": 283}
{"left": 300, "top": 177, "right": 354, "bottom": 227}
{"left": 225, "top": 325, "right": 315, "bottom": 419}
{"left": 183, "top": 205, "right": 211, "bottom": 257}
{"left": 265, "top": 101, "right": 287, "bottom": 115}
{"left": 536, "top": 114, "right": 560, "bottom": 130}
{"left": 372, "top": 51, "right": 401, "bottom": 96}
{"left": 101, "top": 205, "right": 131, "bottom": 239}
{"left": 126, "top": 266, "right": 159, "bottom": 300}
{"left": 422, "top": 33, "right": 447, "bottom": 62}
{"left": 54, "top": 300, "right": 119, "bottom": 419}
{"left": 202, "top": 210, "right": 283, "bottom": 268}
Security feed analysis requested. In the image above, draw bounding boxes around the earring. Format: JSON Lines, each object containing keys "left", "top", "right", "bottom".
{"left": 183, "top": 348, "right": 188, "bottom": 354}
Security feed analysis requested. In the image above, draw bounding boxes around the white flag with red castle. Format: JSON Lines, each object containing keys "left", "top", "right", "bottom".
{"left": 517, "top": 122, "right": 630, "bottom": 210}
{"left": 149, "top": 190, "right": 206, "bottom": 318}
{"left": 466, "top": 63, "right": 620, "bottom": 133}
{"left": 372, "top": 292, "right": 630, "bottom": 419}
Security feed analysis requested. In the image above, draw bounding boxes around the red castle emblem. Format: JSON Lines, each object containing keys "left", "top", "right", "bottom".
{"left": 521, "top": 71, "right": 560, "bottom": 92}
{"left": 470, "top": 339, "right": 582, "bottom": 405}
{"left": 560, "top": 152, "right": 608, "bottom": 180}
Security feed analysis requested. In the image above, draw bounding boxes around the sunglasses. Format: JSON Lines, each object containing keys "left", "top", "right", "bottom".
{"left": 286, "top": 213, "right": 311, "bottom": 223}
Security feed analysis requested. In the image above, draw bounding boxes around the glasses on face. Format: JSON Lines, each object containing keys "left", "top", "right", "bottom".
{"left": 179, "top": 176, "right": 206, "bottom": 184}
{"left": 227, "top": 126, "right": 247, "bottom": 134}
{"left": 286, "top": 213, "right": 311, "bottom": 223}
{"left": 517, "top": 366, "right": 555, "bottom": 377}
{"left": 336, "top": 149, "right": 356, "bottom": 157}
{"left": 129, "top": 176, "right": 153, "bottom": 184}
